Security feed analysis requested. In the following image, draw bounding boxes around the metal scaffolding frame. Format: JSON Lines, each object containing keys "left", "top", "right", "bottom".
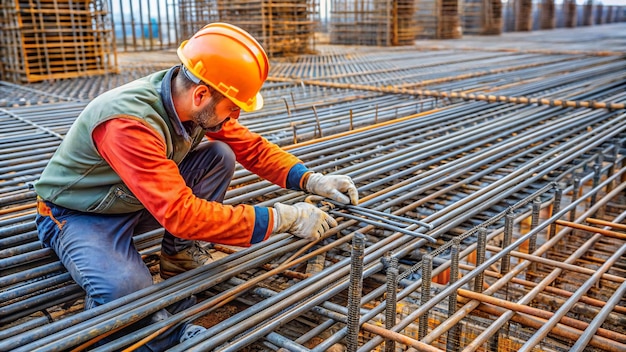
{"left": 329, "top": 0, "right": 417, "bottom": 46}
{"left": 176, "top": 0, "right": 319, "bottom": 57}
{"left": 0, "top": 0, "right": 118, "bottom": 83}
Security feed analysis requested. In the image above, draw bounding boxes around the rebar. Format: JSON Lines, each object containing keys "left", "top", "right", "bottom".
{"left": 365, "top": 168, "right": 626, "bottom": 351}
{"left": 442, "top": 180, "right": 626, "bottom": 352}
{"left": 526, "top": 197, "right": 541, "bottom": 278}
{"left": 569, "top": 177, "right": 581, "bottom": 222}
{"left": 570, "top": 280, "right": 626, "bottom": 352}
{"left": 548, "top": 184, "right": 562, "bottom": 239}
{"left": 329, "top": 0, "right": 416, "bottom": 46}
{"left": 1, "top": 29, "right": 626, "bottom": 352}
{"left": 418, "top": 254, "right": 432, "bottom": 340}
{"left": 446, "top": 237, "right": 461, "bottom": 352}
{"left": 384, "top": 256, "right": 398, "bottom": 352}
{"left": 347, "top": 233, "right": 365, "bottom": 352}
{"left": 519, "top": 243, "right": 626, "bottom": 351}
{"left": 473, "top": 228, "right": 487, "bottom": 293}
{"left": 0, "top": 1, "right": 117, "bottom": 83}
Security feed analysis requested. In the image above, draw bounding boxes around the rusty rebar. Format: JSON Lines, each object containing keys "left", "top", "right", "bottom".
{"left": 384, "top": 256, "right": 398, "bottom": 352}
{"left": 347, "top": 233, "right": 366, "bottom": 352}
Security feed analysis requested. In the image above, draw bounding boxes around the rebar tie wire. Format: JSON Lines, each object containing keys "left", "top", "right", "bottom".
{"left": 310, "top": 197, "right": 436, "bottom": 243}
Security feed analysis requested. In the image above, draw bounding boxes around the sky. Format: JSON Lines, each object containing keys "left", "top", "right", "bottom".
{"left": 596, "top": 0, "right": 626, "bottom": 4}
{"left": 549, "top": 0, "right": 624, "bottom": 3}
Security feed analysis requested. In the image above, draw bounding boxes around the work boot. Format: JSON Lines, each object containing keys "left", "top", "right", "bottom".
{"left": 160, "top": 242, "right": 224, "bottom": 279}
{"left": 179, "top": 323, "right": 206, "bottom": 343}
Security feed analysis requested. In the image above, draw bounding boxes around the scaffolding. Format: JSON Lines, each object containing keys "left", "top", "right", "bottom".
{"left": 0, "top": 0, "right": 117, "bottom": 83}
{"left": 439, "top": 0, "right": 462, "bottom": 38}
{"left": 329, "top": 0, "right": 417, "bottom": 46}
{"left": 581, "top": 0, "right": 593, "bottom": 26}
{"left": 415, "top": 0, "right": 437, "bottom": 39}
{"left": 503, "top": 0, "right": 515, "bottom": 31}
{"left": 177, "top": 0, "right": 318, "bottom": 57}
{"left": 413, "top": 0, "right": 460, "bottom": 39}
{"left": 462, "top": 0, "right": 502, "bottom": 35}
{"left": 563, "top": 0, "right": 577, "bottom": 27}
{"left": 539, "top": 0, "right": 556, "bottom": 29}
{"left": 515, "top": 0, "right": 533, "bottom": 31}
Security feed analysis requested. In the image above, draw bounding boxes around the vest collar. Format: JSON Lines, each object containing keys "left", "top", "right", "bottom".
{"left": 160, "top": 65, "right": 192, "bottom": 139}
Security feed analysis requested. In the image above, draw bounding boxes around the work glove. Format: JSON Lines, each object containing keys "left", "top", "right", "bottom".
{"left": 305, "top": 172, "right": 359, "bottom": 205}
{"left": 272, "top": 202, "right": 338, "bottom": 241}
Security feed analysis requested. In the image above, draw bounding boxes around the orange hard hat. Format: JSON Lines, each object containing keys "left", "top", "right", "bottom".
{"left": 177, "top": 23, "right": 269, "bottom": 112}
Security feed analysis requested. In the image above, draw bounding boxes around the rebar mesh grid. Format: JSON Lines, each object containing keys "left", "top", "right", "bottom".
{"left": 177, "top": 0, "right": 319, "bottom": 57}
{"left": 329, "top": 0, "right": 417, "bottom": 46}
{"left": 1, "top": 25, "right": 625, "bottom": 352}
{"left": 0, "top": 0, "right": 118, "bottom": 83}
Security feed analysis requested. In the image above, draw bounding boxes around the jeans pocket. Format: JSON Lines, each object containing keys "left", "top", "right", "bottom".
{"left": 87, "top": 184, "right": 143, "bottom": 213}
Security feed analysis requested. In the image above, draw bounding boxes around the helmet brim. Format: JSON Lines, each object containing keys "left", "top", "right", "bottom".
{"left": 239, "top": 92, "right": 263, "bottom": 112}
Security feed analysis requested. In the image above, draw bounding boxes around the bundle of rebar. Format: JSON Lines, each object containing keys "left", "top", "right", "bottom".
{"left": 594, "top": 3, "right": 603, "bottom": 24}
{"left": 606, "top": 6, "right": 614, "bottom": 23}
{"left": 563, "top": 0, "right": 577, "bottom": 28}
{"left": 539, "top": 0, "right": 556, "bottom": 29}
{"left": 415, "top": 0, "right": 462, "bottom": 40}
{"left": 438, "top": 0, "right": 462, "bottom": 39}
{"left": 462, "top": 0, "right": 502, "bottom": 35}
{"left": 0, "top": 0, "right": 117, "bottom": 83}
{"left": 177, "top": 0, "right": 318, "bottom": 57}
{"left": 329, "top": 0, "right": 417, "bottom": 46}
{"left": 415, "top": 0, "right": 438, "bottom": 39}
{"left": 582, "top": 0, "right": 593, "bottom": 26}
{"left": 515, "top": 0, "right": 533, "bottom": 31}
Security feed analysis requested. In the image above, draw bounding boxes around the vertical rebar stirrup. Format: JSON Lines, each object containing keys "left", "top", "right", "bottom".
{"left": 384, "top": 255, "right": 399, "bottom": 352}
{"left": 347, "top": 233, "right": 365, "bottom": 352}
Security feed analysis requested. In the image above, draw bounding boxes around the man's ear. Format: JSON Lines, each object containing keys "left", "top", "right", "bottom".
{"left": 192, "top": 85, "right": 210, "bottom": 107}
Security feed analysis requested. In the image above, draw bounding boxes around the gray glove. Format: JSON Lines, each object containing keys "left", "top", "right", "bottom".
{"left": 305, "top": 172, "right": 359, "bottom": 205}
{"left": 272, "top": 202, "right": 338, "bottom": 241}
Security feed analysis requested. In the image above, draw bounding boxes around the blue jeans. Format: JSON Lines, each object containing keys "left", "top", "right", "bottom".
{"left": 36, "top": 141, "right": 235, "bottom": 351}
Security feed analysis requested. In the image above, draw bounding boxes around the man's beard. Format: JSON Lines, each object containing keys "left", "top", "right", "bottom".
{"left": 197, "top": 110, "right": 228, "bottom": 132}
{"left": 194, "top": 99, "right": 225, "bottom": 132}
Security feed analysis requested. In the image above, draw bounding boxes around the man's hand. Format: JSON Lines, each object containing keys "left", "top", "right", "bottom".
{"left": 272, "top": 202, "right": 338, "bottom": 241}
{"left": 305, "top": 173, "right": 359, "bottom": 205}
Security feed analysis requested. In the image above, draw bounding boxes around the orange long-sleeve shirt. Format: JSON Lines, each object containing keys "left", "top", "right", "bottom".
{"left": 92, "top": 117, "right": 307, "bottom": 247}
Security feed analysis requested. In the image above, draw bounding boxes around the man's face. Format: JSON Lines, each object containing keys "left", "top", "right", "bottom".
{"left": 193, "top": 94, "right": 241, "bottom": 132}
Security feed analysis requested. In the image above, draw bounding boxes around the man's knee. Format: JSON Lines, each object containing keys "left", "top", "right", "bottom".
{"left": 92, "top": 267, "right": 153, "bottom": 306}
{"left": 211, "top": 141, "right": 235, "bottom": 174}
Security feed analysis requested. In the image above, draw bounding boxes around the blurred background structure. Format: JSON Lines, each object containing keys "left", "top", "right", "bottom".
{"left": 0, "top": 0, "right": 624, "bottom": 83}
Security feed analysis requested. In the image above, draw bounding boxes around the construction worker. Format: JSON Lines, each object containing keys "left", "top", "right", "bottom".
{"left": 34, "top": 23, "right": 358, "bottom": 351}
